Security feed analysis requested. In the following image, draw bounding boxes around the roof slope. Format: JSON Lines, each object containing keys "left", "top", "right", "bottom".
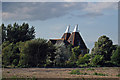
{"left": 68, "top": 32, "right": 87, "bottom": 49}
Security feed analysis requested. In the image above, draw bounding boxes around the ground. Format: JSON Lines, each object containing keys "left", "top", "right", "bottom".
{"left": 2, "top": 67, "right": 120, "bottom": 79}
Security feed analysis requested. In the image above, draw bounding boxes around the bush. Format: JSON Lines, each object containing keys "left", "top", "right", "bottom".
{"left": 69, "top": 69, "right": 80, "bottom": 75}
{"left": 91, "top": 55, "right": 104, "bottom": 66}
{"left": 76, "top": 54, "right": 90, "bottom": 66}
{"left": 87, "top": 68, "right": 95, "bottom": 71}
{"left": 78, "top": 63, "right": 88, "bottom": 67}
{"left": 93, "top": 72, "right": 108, "bottom": 76}
{"left": 72, "top": 46, "right": 81, "bottom": 60}
{"left": 116, "top": 74, "right": 120, "bottom": 77}
{"left": 65, "top": 61, "right": 76, "bottom": 68}
{"left": 70, "top": 69, "right": 88, "bottom": 75}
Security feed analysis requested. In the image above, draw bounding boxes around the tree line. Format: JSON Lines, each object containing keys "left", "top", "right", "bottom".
{"left": 1, "top": 23, "right": 120, "bottom": 68}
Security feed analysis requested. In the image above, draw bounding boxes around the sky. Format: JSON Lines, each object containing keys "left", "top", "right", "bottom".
{"left": 1, "top": 2, "right": 118, "bottom": 51}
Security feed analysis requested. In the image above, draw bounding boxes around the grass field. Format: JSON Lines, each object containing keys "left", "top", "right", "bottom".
{"left": 2, "top": 67, "right": 120, "bottom": 79}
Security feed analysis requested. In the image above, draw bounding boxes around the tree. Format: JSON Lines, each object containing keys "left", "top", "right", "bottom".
{"left": 111, "top": 46, "right": 120, "bottom": 66}
{"left": 1, "top": 22, "right": 35, "bottom": 43}
{"left": 18, "top": 38, "right": 56, "bottom": 67}
{"left": 54, "top": 43, "right": 71, "bottom": 67}
{"left": 44, "top": 41, "right": 56, "bottom": 67}
{"left": 0, "top": 24, "right": 6, "bottom": 43}
{"left": 2, "top": 42, "right": 20, "bottom": 67}
{"left": 91, "top": 35, "right": 113, "bottom": 61}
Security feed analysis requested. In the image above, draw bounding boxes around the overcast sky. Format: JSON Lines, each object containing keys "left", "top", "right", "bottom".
{"left": 2, "top": 2, "right": 118, "bottom": 51}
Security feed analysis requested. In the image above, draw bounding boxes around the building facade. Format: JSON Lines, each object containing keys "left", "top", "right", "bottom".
{"left": 49, "top": 24, "right": 88, "bottom": 55}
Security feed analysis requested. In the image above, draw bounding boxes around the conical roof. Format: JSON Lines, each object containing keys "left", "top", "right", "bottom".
{"left": 73, "top": 24, "right": 79, "bottom": 32}
{"left": 65, "top": 25, "right": 70, "bottom": 33}
{"left": 61, "top": 25, "right": 71, "bottom": 40}
{"left": 68, "top": 25, "right": 87, "bottom": 49}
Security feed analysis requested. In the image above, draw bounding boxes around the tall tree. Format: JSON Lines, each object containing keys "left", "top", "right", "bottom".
{"left": 54, "top": 43, "right": 71, "bottom": 67}
{"left": 2, "top": 42, "right": 20, "bottom": 67}
{"left": 91, "top": 35, "right": 113, "bottom": 61}
{"left": 18, "top": 38, "right": 56, "bottom": 67}
{"left": 111, "top": 46, "right": 120, "bottom": 66}
{"left": 1, "top": 22, "right": 35, "bottom": 43}
{"left": 0, "top": 24, "right": 6, "bottom": 43}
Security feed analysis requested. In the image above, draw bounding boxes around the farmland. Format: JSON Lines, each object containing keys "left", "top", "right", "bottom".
{"left": 2, "top": 67, "right": 120, "bottom": 80}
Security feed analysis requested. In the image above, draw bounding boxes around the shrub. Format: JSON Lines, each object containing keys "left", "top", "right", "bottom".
{"left": 72, "top": 46, "right": 81, "bottom": 60}
{"left": 93, "top": 72, "right": 108, "bottom": 76}
{"left": 69, "top": 69, "right": 88, "bottom": 75}
{"left": 65, "top": 61, "right": 76, "bottom": 68}
{"left": 91, "top": 55, "right": 104, "bottom": 66}
{"left": 87, "top": 68, "right": 95, "bottom": 71}
{"left": 76, "top": 54, "right": 90, "bottom": 66}
{"left": 70, "top": 69, "right": 80, "bottom": 75}
{"left": 78, "top": 63, "right": 88, "bottom": 67}
{"left": 116, "top": 74, "right": 120, "bottom": 77}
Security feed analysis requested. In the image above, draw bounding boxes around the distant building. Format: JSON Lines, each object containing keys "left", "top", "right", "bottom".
{"left": 49, "top": 24, "right": 87, "bottom": 54}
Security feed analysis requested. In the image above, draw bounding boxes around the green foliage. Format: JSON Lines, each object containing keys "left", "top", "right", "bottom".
{"left": 18, "top": 38, "right": 56, "bottom": 67}
{"left": 0, "top": 24, "right": 6, "bottom": 42}
{"left": 44, "top": 41, "right": 56, "bottom": 67}
{"left": 2, "top": 42, "right": 20, "bottom": 67}
{"left": 1, "top": 23, "right": 35, "bottom": 43}
{"left": 70, "top": 69, "right": 88, "bottom": 75}
{"left": 87, "top": 68, "right": 95, "bottom": 71}
{"left": 116, "top": 74, "right": 120, "bottom": 77}
{"left": 54, "top": 43, "right": 72, "bottom": 67}
{"left": 93, "top": 72, "right": 108, "bottom": 76}
{"left": 2, "top": 41, "right": 10, "bottom": 49}
{"left": 78, "top": 63, "right": 88, "bottom": 67}
{"left": 69, "top": 69, "right": 80, "bottom": 75}
{"left": 1, "top": 23, "right": 119, "bottom": 68}
{"left": 76, "top": 54, "right": 90, "bottom": 66}
{"left": 76, "top": 56, "right": 85, "bottom": 65}
{"left": 72, "top": 46, "right": 81, "bottom": 60}
{"left": 91, "top": 55, "right": 104, "bottom": 66}
{"left": 111, "top": 46, "right": 120, "bottom": 66}
{"left": 91, "top": 35, "right": 113, "bottom": 61}
{"left": 65, "top": 60, "right": 76, "bottom": 67}
{"left": 70, "top": 52, "right": 77, "bottom": 62}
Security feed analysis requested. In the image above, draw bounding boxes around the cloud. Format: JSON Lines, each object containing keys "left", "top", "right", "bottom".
{"left": 74, "top": 12, "right": 104, "bottom": 18}
{"left": 83, "top": 2, "right": 117, "bottom": 13}
{"left": 2, "top": 2, "right": 117, "bottom": 21}
{"left": 2, "top": 0, "right": 119, "bottom": 2}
